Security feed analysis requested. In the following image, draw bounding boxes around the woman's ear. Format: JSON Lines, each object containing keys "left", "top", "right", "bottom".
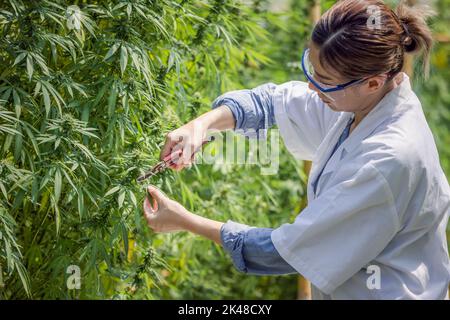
{"left": 365, "top": 75, "right": 388, "bottom": 93}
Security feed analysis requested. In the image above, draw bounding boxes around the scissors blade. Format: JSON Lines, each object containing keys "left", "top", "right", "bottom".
{"left": 136, "top": 161, "right": 166, "bottom": 182}
{"left": 136, "top": 171, "right": 157, "bottom": 182}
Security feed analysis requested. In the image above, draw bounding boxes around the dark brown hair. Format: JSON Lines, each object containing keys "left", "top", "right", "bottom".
{"left": 311, "top": 0, "right": 434, "bottom": 80}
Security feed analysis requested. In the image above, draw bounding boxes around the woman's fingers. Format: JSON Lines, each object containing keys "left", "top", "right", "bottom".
{"left": 143, "top": 185, "right": 163, "bottom": 213}
{"left": 171, "top": 151, "right": 196, "bottom": 171}
{"left": 142, "top": 185, "right": 190, "bottom": 234}
{"left": 169, "top": 143, "right": 185, "bottom": 168}
{"left": 143, "top": 185, "right": 165, "bottom": 229}
{"left": 180, "top": 141, "right": 195, "bottom": 165}
{"left": 160, "top": 132, "right": 181, "bottom": 161}
{"left": 146, "top": 194, "right": 158, "bottom": 212}
{"left": 160, "top": 122, "right": 208, "bottom": 172}
{"left": 147, "top": 185, "right": 166, "bottom": 205}
{"left": 143, "top": 193, "right": 157, "bottom": 215}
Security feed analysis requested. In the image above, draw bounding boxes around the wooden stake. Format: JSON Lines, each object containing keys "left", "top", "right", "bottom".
{"left": 296, "top": 0, "right": 322, "bottom": 301}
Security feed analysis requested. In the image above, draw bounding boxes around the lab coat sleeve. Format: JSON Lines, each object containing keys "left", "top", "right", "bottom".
{"left": 272, "top": 81, "right": 342, "bottom": 160}
{"left": 271, "top": 162, "right": 400, "bottom": 294}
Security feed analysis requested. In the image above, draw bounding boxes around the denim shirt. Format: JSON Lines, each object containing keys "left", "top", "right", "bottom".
{"left": 213, "top": 84, "right": 354, "bottom": 275}
{"left": 211, "top": 83, "right": 277, "bottom": 139}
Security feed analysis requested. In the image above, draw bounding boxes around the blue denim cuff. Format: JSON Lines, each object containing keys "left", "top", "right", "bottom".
{"left": 211, "top": 83, "right": 277, "bottom": 139}
{"left": 212, "top": 96, "right": 242, "bottom": 128}
{"left": 220, "top": 220, "right": 255, "bottom": 273}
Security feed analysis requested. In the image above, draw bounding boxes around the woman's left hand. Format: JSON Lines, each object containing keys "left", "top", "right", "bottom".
{"left": 143, "top": 185, "right": 191, "bottom": 233}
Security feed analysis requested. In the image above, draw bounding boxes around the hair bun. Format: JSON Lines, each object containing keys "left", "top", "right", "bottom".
{"left": 400, "top": 21, "right": 413, "bottom": 49}
{"left": 403, "top": 35, "right": 413, "bottom": 47}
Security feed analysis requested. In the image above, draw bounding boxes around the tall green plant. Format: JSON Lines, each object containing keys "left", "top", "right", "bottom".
{"left": 0, "top": 0, "right": 294, "bottom": 299}
{"left": 4, "top": 0, "right": 445, "bottom": 300}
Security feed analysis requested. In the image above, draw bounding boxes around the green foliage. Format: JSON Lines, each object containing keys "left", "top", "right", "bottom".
{"left": 0, "top": 0, "right": 448, "bottom": 299}
{"left": 414, "top": 0, "right": 450, "bottom": 254}
{"left": 415, "top": 0, "right": 450, "bottom": 176}
{"left": 0, "top": 0, "right": 310, "bottom": 299}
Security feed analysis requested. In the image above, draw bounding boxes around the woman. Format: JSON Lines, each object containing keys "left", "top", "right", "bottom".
{"left": 142, "top": 0, "right": 450, "bottom": 299}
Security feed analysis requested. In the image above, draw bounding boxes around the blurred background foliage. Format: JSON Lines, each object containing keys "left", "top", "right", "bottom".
{"left": 0, "top": 0, "right": 448, "bottom": 299}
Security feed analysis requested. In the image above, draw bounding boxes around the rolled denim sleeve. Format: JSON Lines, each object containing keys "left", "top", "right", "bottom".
{"left": 220, "top": 220, "right": 297, "bottom": 275}
{"left": 211, "top": 83, "right": 277, "bottom": 139}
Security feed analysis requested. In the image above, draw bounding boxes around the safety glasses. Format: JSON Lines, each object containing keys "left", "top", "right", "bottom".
{"left": 301, "top": 48, "right": 366, "bottom": 101}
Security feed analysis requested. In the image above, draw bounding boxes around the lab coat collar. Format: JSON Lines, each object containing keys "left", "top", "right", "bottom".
{"left": 339, "top": 72, "right": 413, "bottom": 156}
{"left": 310, "top": 72, "right": 414, "bottom": 198}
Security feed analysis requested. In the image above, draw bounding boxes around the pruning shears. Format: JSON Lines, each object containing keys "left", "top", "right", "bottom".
{"left": 136, "top": 136, "right": 215, "bottom": 183}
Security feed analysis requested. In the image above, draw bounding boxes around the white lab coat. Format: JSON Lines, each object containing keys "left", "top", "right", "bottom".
{"left": 270, "top": 73, "right": 450, "bottom": 299}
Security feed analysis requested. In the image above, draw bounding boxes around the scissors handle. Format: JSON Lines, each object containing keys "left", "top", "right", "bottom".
{"left": 162, "top": 148, "right": 182, "bottom": 163}
{"left": 163, "top": 136, "right": 215, "bottom": 166}
{"left": 136, "top": 136, "right": 215, "bottom": 182}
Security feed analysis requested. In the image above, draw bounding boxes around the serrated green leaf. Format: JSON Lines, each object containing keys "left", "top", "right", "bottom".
{"left": 41, "top": 85, "right": 51, "bottom": 116}
{"left": 107, "top": 82, "right": 117, "bottom": 116}
{"left": 121, "top": 222, "right": 128, "bottom": 257}
{"left": 77, "top": 187, "right": 84, "bottom": 220}
{"left": 54, "top": 169, "right": 62, "bottom": 203}
{"left": 104, "top": 43, "right": 120, "bottom": 60}
{"left": 120, "top": 45, "right": 128, "bottom": 74}
{"left": 15, "top": 263, "right": 30, "bottom": 296}
{"left": 14, "top": 127, "right": 22, "bottom": 161}
{"left": 118, "top": 190, "right": 126, "bottom": 208}
{"left": 129, "top": 190, "right": 137, "bottom": 207}
{"left": 0, "top": 182, "right": 7, "bottom": 199}
{"left": 5, "top": 240, "right": 12, "bottom": 270}
{"left": 105, "top": 185, "right": 120, "bottom": 197}
{"left": 12, "top": 89, "right": 21, "bottom": 118}
{"left": 13, "top": 52, "right": 27, "bottom": 66}
{"left": 26, "top": 55, "right": 33, "bottom": 80}
{"left": 54, "top": 203, "right": 60, "bottom": 236}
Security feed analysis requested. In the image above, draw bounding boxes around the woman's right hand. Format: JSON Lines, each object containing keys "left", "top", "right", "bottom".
{"left": 160, "top": 105, "right": 235, "bottom": 171}
{"left": 160, "top": 120, "right": 207, "bottom": 171}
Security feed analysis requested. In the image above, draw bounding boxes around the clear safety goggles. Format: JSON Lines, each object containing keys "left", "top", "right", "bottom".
{"left": 301, "top": 48, "right": 367, "bottom": 102}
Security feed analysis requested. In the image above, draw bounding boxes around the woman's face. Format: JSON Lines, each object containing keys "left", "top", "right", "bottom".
{"left": 307, "top": 44, "right": 387, "bottom": 112}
